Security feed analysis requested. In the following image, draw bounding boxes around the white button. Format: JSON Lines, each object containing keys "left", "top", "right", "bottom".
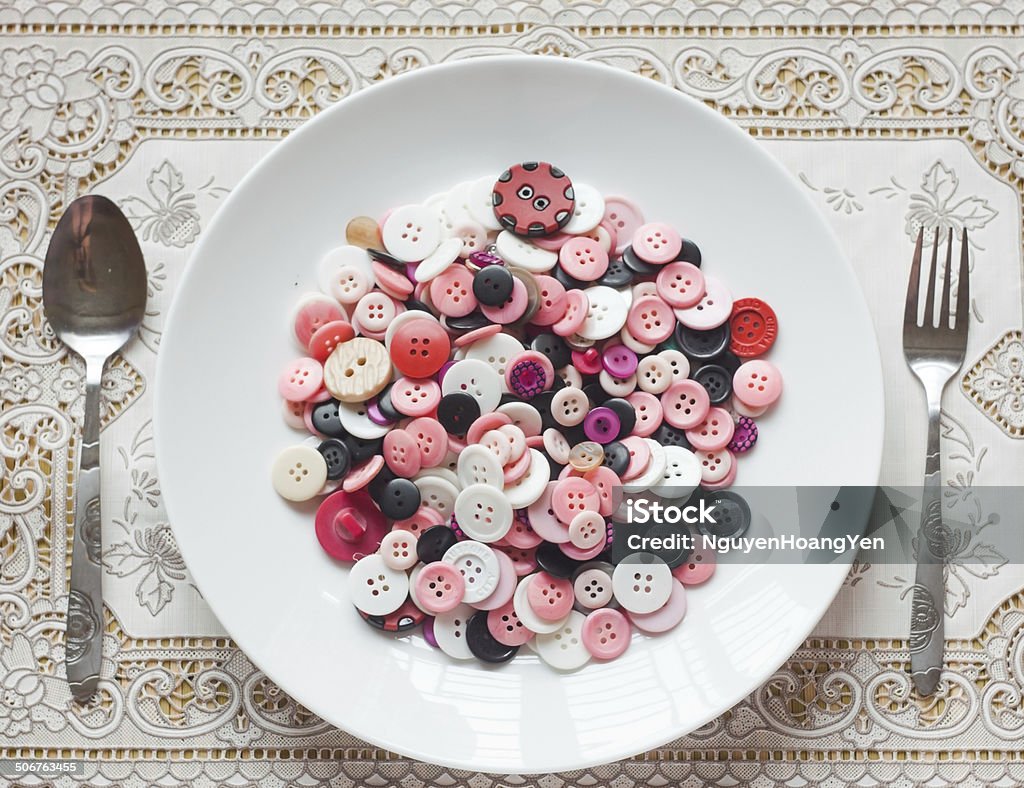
{"left": 454, "top": 483, "right": 513, "bottom": 542}
{"left": 415, "top": 237, "right": 463, "bottom": 283}
{"left": 408, "top": 563, "right": 430, "bottom": 613}
{"left": 440, "top": 358, "right": 502, "bottom": 414}
{"left": 382, "top": 204, "right": 443, "bottom": 262}
{"left": 467, "top": 174, "right": 503, "bottom": 231}
{"left": 562, "top": 182, "right": 605, "bottom": 235}
{"left": 379, "top": 529, "right": 418, "bottom": 570}
{"left": 620, "top": 325, "right": 657, "bottom": 355}
{"left": 569, "top": 511, "right": 605, "bottom": 549}
{"left": 336, "top": 401, "right": 390, "bottom": 439}
{"left": 457, "top": 444, "right": 504, "bottom": 489}
{"left": 433, "top": 603, "right": 476, "bottom": 660}
{"left": 674, "top": 275, "right": 734, "bottom": 330}
{"left": 384, "top": 311, "right": 440, "bottom": 349}
{"left": 478, "top": 430, "right": 512, "bottom": 466}
{"left": 416, "top": 465, "right": 459, "bottom": 487}
{"left": 542, "top": 428, "right": 570, "bottom": 465}
{"left": 622, "top": 438, "right": 667, "bottom": 493}
{"left": 573, "top": 565, "right": 614, "bottom": 610}
{"left": 578, "top": 286, "right": 628, "bottom": 340}
{"left": 550, "top": 386, "right": 588, "bottom": 426}
{"left": 598, "top": 369, "right": 637, "bottom": 397}
{"left": 271, "top": 445, "right": 328, "bottom": 502}
{"left": 612, "top": 554, "right": 673, "bottom": 614}
{"left": 503, "top": 449, "right": 550, "bottom": 509}
{"left": 513, "top": 574, "right": 569, "bottom": 635}
{"left": 317, "top": 246, "right": 374, "bottom": 304}
{"left": 558, "top": 365, "right": 584, "bottom": 388}
{"left": 451, "top": 220, "right": 489, "bottom": 257}
{"left": 496, "top": 401, "right": 543, "bottom": 437}
{"left": 536, "top": 610, "right": 591, "bottom": 671}
{"left": 632, "top": 281, "right": 659, "bottom": 300}
{"left": 651, "top": 445, "right": 701, "bottom": 498}
{"left": 494, "top": 230, "right": 557, "bottom": 272}
{"left": 635, "top": 355, "right": 672, "bottom": 394}
{"left": 658, "top": 349, "right": 691, "bottom": 383}
{"left": 464, "top": 333, "right": 526, "bottom": 388}
{"left": 442, "top": 541, "right": 500, "bottom": 604}
{"left": 290, "top": 293, "right": 344, "bottom": 341}
{"left": 413, "top": 474, "right": 459, "bottom": 519}
{"left": 443, "top": 180, "right": 476, "bottom": 227}
{"left": 347, "top": 554, "right": 410, "bottom": 616}
{"left": 497, "top": 424, "right": 527, "bottom": 463}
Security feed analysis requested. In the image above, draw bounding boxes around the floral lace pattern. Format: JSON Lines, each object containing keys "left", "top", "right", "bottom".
{"left": 1, "top": 6, "right": 1024, "bottom": 786}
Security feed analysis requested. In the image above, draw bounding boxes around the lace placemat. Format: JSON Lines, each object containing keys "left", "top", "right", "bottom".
{"left": 2, "top": 3, "right": 1023, "bottom": 786}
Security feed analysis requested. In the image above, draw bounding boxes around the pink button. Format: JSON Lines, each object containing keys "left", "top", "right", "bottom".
{"left": 569, "top": 510, "right": 605, "bottom": 549}
{"left": 573, "top": 567, "right": 613, "bottom": 609}
{"left": 628, "top": 579, "right": 687, "bottom": 634}
{"left": 429, "top": 264, "right": 478, "bottom": 318}
{"left": 559, "top": 537, "right": 607, "bottom": 561}
{"left": 571, "top": 347, "right": 603, "bottom": 376}
{"left": 601, "top": 344, "right": 638, "bottom": 378}
{"left": 626, "top": 295, "right": 675, "bottom": 344}
{"left": 733, "top": 360, "right": 783, "bottom": 409}
{"left": 661, "top": 380, "right": 711, "bottom": 429}
{"left": 371, "top": 259, "right": 414, "bottom": 299}
{"left": 488, "top": 599, "right": 535, "bottom": 646}
{"left": 699, "top": 448, "right": 735, "bottom": 486}
{"left": 504, "top": 510, "right": 543, "bottom": 549}
{"left": 453, "top": 323, "right": 502, "bottom": 348}
{"left": 390, "top": 377, "right": 441, "bottom": 418}
{"left": 582, "top": 608, "right": 630, "bottom": 659}
{"left": 383, "top": 429, "right": 422, "bottom": 477}
{"left": 542, "top": 428, "right": 571, "bottom": 465}
{"left": 503, "top": 447, "right": 533, "bottom": 485}
{"left": 532, "top": 231, "right": 573, "bottom": 252}
{"left": 498, "top": 424, "right": 528, "bottom": 462}
{"left": 620, "top": 436, "right": 652, "bottom": 480}
{"left": 558, "top": 237, "right": 609, "bottom": 282}
{"left": 498, "top": 545, "right": 537, "bottom": 576}
{"left": 353, "top": 291, "right": 402, "bottom": 336}
{"left": 342, "top": 456, "right": 384, "bottom": 493}
{"left": 315, "top": 489, "right": 388, "bottom": 562}
{"left": 530, "top": 275, "right": 567, "bottom": 326}
{"left": 685, "top": 407, "right": 735, "bottom": 451}
{"left": 294, "top": 298, "right": 345, "bottom": 346}
{"left": 632, "top": 222, "right": 682, "bottom": 264}
{"left": 307, "top": 320, "right": 355, "bottom": 363}
{"left": 656, "top": 262, "right": 705, "bottom": 308}
{"left": 415, "top": 561, "right": 466, "bottom": 614}
{"left": 505, "top": 350, "right": 555, "bottom": 398}
{"left": 527, "top": 571, "right": 574, "bottom": 621}
{"left": 552, "top": 289, "right": 589, "bottom": 337}
{"left": 278, "top": 357, "right": 323, "bottom": 401}
{"left": 583, "top": 465, "right": 620, "bottom": 517}
{"left": 672, "top": 542, "right": 716, "bottom": 585}
{"left": 551, "top": 477, "right": 600, "bottom": 524}
{"left": 404, "top": 417, "right": 448, "bottom": 468}
{"left": 626, "top": 391, "right": 663, "bottom": 437}
{"left": 282, "top": 398, "right": 305, "bottom": 429}
{"left": 675, "top": 275, "right": 733, "bottom": 330}
{"left": 733, "top": 398, "right": 770, "bottom": 419}
{"left": 603, "top": 196, "right": 644, "bottom": 256}
{"left": 526, "top": 482, "right": 570, "bottom": 543}
{"left": 393, "top": 505, "right": 445, "bottom": 538}
{"left": 471, "top": 548, "right": 518, "bottom": 611}
{"left": 466, "top": 411, "right": 512, "bottom": 445}
{"left": 481, "top": 276, "right": 528, "bottom": 324}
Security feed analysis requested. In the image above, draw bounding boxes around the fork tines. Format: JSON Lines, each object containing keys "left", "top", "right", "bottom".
{"left": 903, "top": 227, "right": 970, "bottom": 347}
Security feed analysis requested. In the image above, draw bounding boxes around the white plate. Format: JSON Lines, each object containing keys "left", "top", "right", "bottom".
{"left": 156, "top": 57, "right": 883, "bottom": 773}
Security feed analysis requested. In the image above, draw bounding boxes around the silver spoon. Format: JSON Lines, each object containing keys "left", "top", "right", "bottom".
{"left": 43, "top": 195, "right": 147, "bottom": 701}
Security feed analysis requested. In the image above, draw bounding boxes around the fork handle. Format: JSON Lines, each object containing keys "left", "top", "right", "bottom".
{"left": 909, "top": 385, "right": 945, "bottom": 695}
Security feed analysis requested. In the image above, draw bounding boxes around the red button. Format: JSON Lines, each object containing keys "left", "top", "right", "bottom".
{"left": 307, "top": 320, "right": 355, "bottom": 363}
{"left": 315, "top": 489, "right": 389, "bottom": 562}
{"left": 729, "top": 297, "right": 778, "bottom": 357}
{"left": 492, "top": 162, "right": 575, "bottom": 237}
{"left": 390, "top": 319, "right": 451, "bottom": 378}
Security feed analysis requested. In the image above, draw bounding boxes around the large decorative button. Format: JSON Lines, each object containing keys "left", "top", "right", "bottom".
{"left": 323, "top": 337, "right": 392, "bottom": 403}
{"left": 492, "top": 162, "right": 575, "bottom": 237}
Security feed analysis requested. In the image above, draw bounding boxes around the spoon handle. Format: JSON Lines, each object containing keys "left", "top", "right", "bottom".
{"left": 66, "top": 358, "right": 105, "bottom": 701}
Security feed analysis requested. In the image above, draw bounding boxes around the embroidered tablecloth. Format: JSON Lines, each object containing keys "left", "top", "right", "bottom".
{"left": 2, "top": 2, "right": 1024, "bottom": 785}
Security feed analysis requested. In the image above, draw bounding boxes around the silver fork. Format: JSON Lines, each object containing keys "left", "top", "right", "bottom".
{"left": 902, "top": 226, "right": 970, "bottom": 696}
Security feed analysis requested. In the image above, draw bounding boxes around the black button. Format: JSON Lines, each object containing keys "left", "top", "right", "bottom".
{"left": 597, "top": 257, "right": 634, "bottom": 288}
{"left": 472, "top": 265, "right": 515, "bottom": 306}
{"left": 677, "top": 239, "right": 702, "bottom": 266}
{"left": 444, "top": 312, "right": 490, "bottom": 332}
{"left": 317, "top": 438, "right": 351, "bottom": 480}
{"left": 367, "top": 465, "right": 397, "bottom": 500}
{"left": 602, "top": 441, "right": 630, "bottom": 476}
{"left": 676, "top": 323, "right": 730, "bottom": 360}
{"left": 654, "top": 423, "right": 691, "bottom": 450}
{"left": 466, "top": 611, "right": 518, "bottom": 663}
{"left": 366, "top": 248, "right": 405, "bottom": 269}
{"left": 437, "top": 392, "right": 481, "bottom": 434}
{"left": 532, "top": 390, "right": 560, "bottom": 431}
{"left": 375, "top": 385, "right": 402, "bottom": 423}
{"left": 693, "top": 364, "right": 732, "bottom": 404}
{"left": 536, "top": 541, "right": 584, "bottom": 578}
{"left": 345, "top": 434, "right": 383, "bottom": 465}
{"left": 621, "top": 245, "right": 660, "bottom": 276}
{"left": 531, "top": 333, "right": 571, "bottom": 369}
{"left": 358, "top": 599, "right": 425, "bottom": 632}
{"left": 416, "top": 525, "right": 459, "bottom": 563}
{"left": 311, "top": 399, "right": 347, "bottom": 438}
{"left": 538, "top": 450, "right": 563, "bottom": 480}
{"left": 499, "top": 393, "right": 527, "bottom": 408}
{"left": 553, "top": 263, "right": 587, "bottom": 291}
{"left": 404, "top": 298, "right": 432, "bottom": 314}
{"left": 548, "top": 374, "right": 567, "bottom": 392}
{"left": 641, "top": 521, "right": 692, "bottom": 568}
{"left": 706, "top": 350, "right": 741, "bottom": 375}
{"left": 379, "top": 478, "right": 420, "bottom": 520}
{"left": 583, "top": 382, "right": 610, "bottom": 408}
{"left": 602, "top": 397, "right": 636, "bottom": 439}
{"left": 697, "top": 491, "right": 750, "bottom": 539}
{"left": 562, "top": 423, "right": 588, "bottom": 447}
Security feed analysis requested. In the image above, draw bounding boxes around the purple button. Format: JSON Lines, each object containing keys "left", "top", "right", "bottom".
{"left": 469, "top": 250, "right": 503, "bottom": 268}
{"left": 601, "top": 344, "right": 638, "bottom": 378}
{"left": 423, "top": 616, "right": 439, "bottom": 648}
{"left": 728, "top": 415, "right": 758, "bottom": 453}
{"left": 436, "top": 359, "right": 457, "bottom": 386}
{"left": 583, "top": 406, "right": 621, "bottom": 444}
{"left": 366, "top": 399, "right": 393, "bottom": 426}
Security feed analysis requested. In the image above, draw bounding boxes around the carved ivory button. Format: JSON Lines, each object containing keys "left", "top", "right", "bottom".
{"left": 323, "top": 337, "right": 393, "bottom": 403}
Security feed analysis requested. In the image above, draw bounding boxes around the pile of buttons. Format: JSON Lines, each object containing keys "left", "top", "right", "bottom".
{"left": 271, "top": 162, "right": 781, "bottom": 669}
